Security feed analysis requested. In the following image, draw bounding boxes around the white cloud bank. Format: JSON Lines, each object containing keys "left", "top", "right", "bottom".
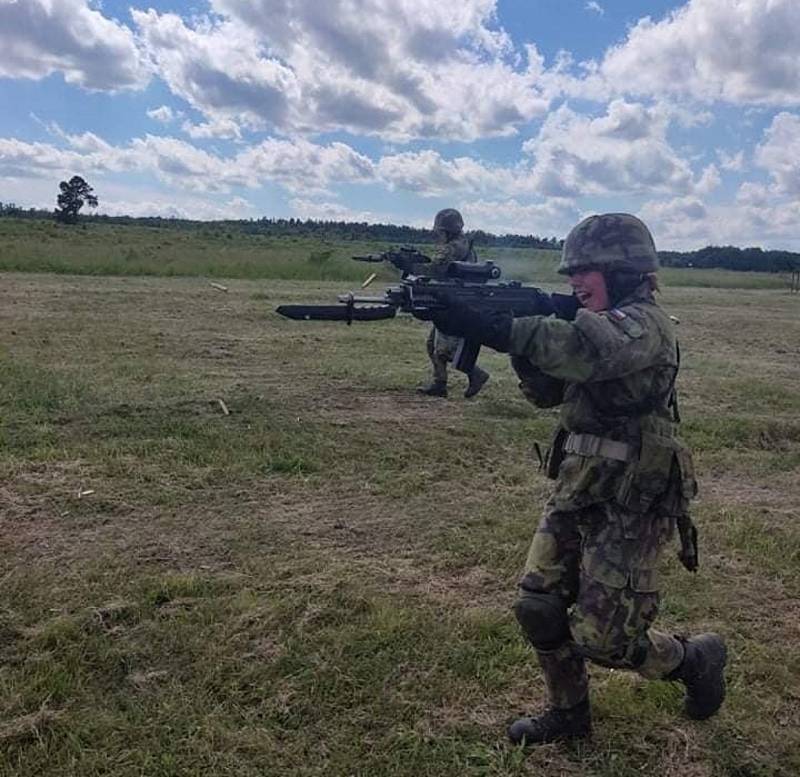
{"left": 0, "top": 0, "right": 147, "bottom": 90}
{"left": 584, "top": 0, "right": 800, "bottom": 106}
{"left": 131, "top": 0, "right": 550, "bottom": 140}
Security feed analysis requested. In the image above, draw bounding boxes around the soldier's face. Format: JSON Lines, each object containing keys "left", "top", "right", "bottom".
{"left": 434, "top": 228, "right": 448, "bottom": 243}
{"left": 569, "top": 270, "right": 609, "bottom": 312}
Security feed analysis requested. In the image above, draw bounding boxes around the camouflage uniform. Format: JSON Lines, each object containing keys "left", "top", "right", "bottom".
{"left": 508, "top": 215, "right": 698, "bottom": 712}
{"left": 426, "top": 235, "right": 478, "bottom": 382}
{"left": 414, "top": 213, "right": 724, "bottom": 741}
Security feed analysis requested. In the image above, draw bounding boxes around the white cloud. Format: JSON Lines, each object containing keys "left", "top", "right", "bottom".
{"left": 735, "top": 181, "right": 769, "bottom": 206}
{"left": 376, "top": 150, "right": 527, "bottom": 198}
{"left": 0, "top": 0, "right": 147, "bottom": 90}
{"left": 520, "top": 100, "right": 702, "bottom": 197}
{"left": 641, "top": 192, "right": 800, "bottom": 251}
{"left": 593, "top": 0, "right": 800, "bottom": 106}
{"left": 0, "top": 130, "right": 375, "bottom": 194}
{"left": 147, "top": 106, "right": 178, "bottom": 124}
{"left": 462, "top": 198, "right": 581, "bottom": 238}
{"left": 754, "top": 111, "right": 800, "bottom": 194}
{"left": 132, "top": 1, "right": 550, "bottom": 141}
{"left": 181, "top": 118, "right": 242, "bottom": 140}
{"left": 696, "top": 164, "right": 721, "bottom": 195}
{"left": 288, "top": 198, "right": 387, "bottom": 223}
{"left": 717, "top": 149, "right": 745, "bottom": 172}
{"left": 97, "top": 195, "right": 256, "bottom": 220}
{"left": 585, "top": 2, "right": 604, "bottom": 16}
{"left": 237, "top": 138, "right": 376, "bottom": 193}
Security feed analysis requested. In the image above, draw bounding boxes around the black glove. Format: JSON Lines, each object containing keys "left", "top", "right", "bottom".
{"left": 412, "top": 293, "right": 512, "bottom": 352}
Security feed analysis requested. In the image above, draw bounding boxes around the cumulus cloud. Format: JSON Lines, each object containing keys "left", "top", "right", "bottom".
{"left": 132, "top": 1, "right": 550, "bottom": 140}
{"left": 521, "top": 100, "right": 702, "bottom": 197}
{"left": 641, "top": 190, "right": 800, "bottom": 251}
{"left": 376, "top": 150, "right": 528, "bottom": 197}
{"left": 182, "top": 118, "right": 243, "bottom": 140}
{"left": 0, "top": 0, "right": 147, "bottom": 90}
{"left": 0, "top": 130, "right": 375, "bottom": 194}
{"left": 236, "top": 138, "right": 376, "bottom": 193}
{"left": 462, "top": 198, "right": 581, "bottom": 239}
{"left": 754, "top": 111, "right": 800, "bottom": 194}
{"left": 592, "top": 0, "right": 800, "bottom": 106}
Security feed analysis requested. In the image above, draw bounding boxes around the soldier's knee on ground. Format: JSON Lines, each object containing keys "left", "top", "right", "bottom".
{"left": 513, "top": 590, "right": 570, "bottom": 651}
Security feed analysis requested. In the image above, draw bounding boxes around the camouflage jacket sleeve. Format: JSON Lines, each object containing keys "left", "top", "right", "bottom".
{"left": 432, "top": 236, "right": 474, "bottom": 264}
{"left": 507, "top": 302, "right": 675, "bottom": 384}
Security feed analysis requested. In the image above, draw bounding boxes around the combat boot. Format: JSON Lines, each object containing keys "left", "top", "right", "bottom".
{"left": 464, "top": 367, "right": 490, "bottom": 398}
{"left": 508, "top": 697, "right": 591, "bottom": 746}
{"left": 417, "top": 380, "right": 447, "bottom": 397}
{"left": 667, "top": 633, "right": 727, "bottom": 720}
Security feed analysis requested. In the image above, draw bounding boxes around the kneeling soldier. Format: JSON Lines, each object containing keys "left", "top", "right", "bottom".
{"left": 417, "top": 213, "right": 726, "bottom": 745}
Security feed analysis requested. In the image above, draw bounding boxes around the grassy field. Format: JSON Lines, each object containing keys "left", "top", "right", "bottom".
{"left": 1, "top": 247, "right": 799, "bottom": 774}
{"left": 0, "top": 217, "right": 791, "bottom": 289}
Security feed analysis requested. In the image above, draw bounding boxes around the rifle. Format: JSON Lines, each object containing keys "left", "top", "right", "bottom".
{"left": 351, "top": 245, "right": 432, "bottom": 277}
{"left": 276, "top": 260, "right": 578, "bottom": 374}
{"left": 352, "top": 245, "right": 501, "bottom": 282}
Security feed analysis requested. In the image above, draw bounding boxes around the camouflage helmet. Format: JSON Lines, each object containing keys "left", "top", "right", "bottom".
{"left": 558, "top": 213, "right": 659, "bottom": 275}
{"left": 433, "top": 208, "right": 464, "bottom": 235}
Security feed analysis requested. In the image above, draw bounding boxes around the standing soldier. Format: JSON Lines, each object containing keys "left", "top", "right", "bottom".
{"left": 415, "top": 213, "right": 726, "bottom": 744}
{"left": 417, "top": 208, "right": 490, "bottom": 399}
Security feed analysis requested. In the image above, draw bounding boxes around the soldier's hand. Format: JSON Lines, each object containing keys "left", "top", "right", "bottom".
{"left": 412, "top": 292, "right": 512, "bottom": 353}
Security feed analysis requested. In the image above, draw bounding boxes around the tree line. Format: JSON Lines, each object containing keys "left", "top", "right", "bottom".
{"left": 2, "top": 179, "right": 799, "bottom": 270}
{"left": 660, "top": 245, "right": 800, "bottom": 273}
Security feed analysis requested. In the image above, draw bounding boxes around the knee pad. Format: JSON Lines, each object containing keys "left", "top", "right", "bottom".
{"left": 513, "top": 591, "right": 570, "bottom": 651}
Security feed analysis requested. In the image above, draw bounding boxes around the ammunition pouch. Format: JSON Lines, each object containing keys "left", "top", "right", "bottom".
{"left": 616, "top": 433, "right": 698, "bottom": 515}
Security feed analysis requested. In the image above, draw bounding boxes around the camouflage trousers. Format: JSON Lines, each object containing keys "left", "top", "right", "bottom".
{"left": 425, "top": 325, "right": 462, "bottom": 383}
{"left": 519, "top": 499, "right": 685, "bottom": 708}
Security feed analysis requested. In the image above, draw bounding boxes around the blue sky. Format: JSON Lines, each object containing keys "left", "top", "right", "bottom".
{"left": 1, "top": 0, "right": 799, "bottom": 249}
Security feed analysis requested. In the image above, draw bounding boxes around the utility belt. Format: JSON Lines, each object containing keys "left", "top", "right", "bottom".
{"left": 562, "top": 432, "right": 633, "bottom": 462}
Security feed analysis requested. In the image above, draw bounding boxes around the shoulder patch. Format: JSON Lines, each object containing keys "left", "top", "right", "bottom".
{"left": 613, "top": 313, "right": 644, "bottom": 339}
{"left": 608, "top": 308, "right": 627, "bottom": 321}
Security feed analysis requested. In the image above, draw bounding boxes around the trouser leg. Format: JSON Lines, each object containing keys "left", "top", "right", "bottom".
{"left": 637, "top": 630, "right": 685, "bottom": 679}
{"left": 516, "top": 504, "right": 587, "bottom": 708}
{"left": 426, "top": 326, "right": 449, "bottom": 383}
{"left": 432, "top": 328, "right": 463, "bottom": 383}
{"left": 537, "top": 644, "right": 589, "bottom": 708}
{"left": 570, "top": 502, "right": 684, "bottom": 676}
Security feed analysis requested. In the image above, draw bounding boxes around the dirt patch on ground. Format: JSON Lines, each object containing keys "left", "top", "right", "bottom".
{"left": 703, "top": 470, "right": 800, "bottom": 518}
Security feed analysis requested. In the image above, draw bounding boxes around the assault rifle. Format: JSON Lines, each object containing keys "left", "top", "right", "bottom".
{"left": 352, "top": 245, "right": 432, "bottom": 277}
{"left": 276, "top": 258, "right": 579, "bottom": 374}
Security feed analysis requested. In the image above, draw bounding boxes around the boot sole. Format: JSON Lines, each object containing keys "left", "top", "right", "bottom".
{"left": 508, "top": 726, "right": 592, "bottom": 747}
